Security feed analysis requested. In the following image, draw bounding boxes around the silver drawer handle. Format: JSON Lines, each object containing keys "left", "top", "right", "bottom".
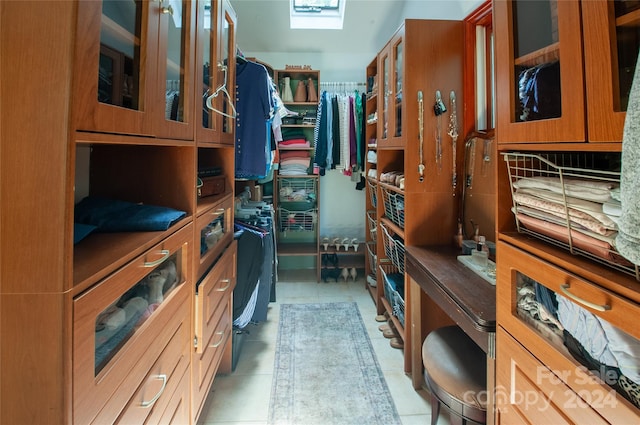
{"left": 212, "top": 208, "right": 225, "bottom": 216}
{"left": 210, "top": 331, "right": 225, "bottom": 348}
{"left": 143, "top": 249, "right": 170, "bottom": 267}
{"left": 215, "top": 278, "right": 231, "bottom": 291}
{"left": 140, "top": 374, "right": 167, "bottom": 408}
{"left": 560, "top": 284, "right": 611, "bottom": 312}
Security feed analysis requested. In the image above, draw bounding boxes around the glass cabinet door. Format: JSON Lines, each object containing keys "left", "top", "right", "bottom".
{"left": 196, "top": 0, "right": 236, "bottom": 146}
{"left": 152, "top": 0, "right": 196, "bottom": 140}
{"left": 217, "top": 0, "right": 237, "bottom": 145}
{"left": 393, "top": 37, "right": 403, "bottom": 140}
{"left": 74, "top": 0, "right": 151, "bottom": 135}
{"left": 494, "top": 0, "right": 586, "bottom": 143}
{"left": 74, "top": 0, "right": 195, "bottom": 140}
{"left": 583, "top": 0, "right": 640, "bottom": 143}
{"left": 378, "top": 47, "right": 390, "bottom": 144}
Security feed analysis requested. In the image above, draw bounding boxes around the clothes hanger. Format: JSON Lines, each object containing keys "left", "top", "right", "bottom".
{"left": 206, "top": 63, "right": 237, "bottom": 119}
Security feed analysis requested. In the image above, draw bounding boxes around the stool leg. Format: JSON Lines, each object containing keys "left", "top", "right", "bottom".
{"left": 430, "top": 395, "right": 440, "bottom": 425}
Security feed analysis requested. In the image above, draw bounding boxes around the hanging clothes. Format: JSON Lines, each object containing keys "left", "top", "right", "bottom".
{"left": 235, "top": 60, "right": 275, "bottom": 180}
{"left": 312, "top": 83, "right": 366, "bottom": 179}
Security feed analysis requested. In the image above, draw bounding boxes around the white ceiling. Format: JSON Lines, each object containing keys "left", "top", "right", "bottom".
{"left": 230, "top": 0, "right": 407, "bottom": 55}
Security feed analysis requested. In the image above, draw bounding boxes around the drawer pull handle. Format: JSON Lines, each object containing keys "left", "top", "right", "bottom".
{"left": 143, "top": 249, "right": 170, "bottom": 267}
{"left": 140, "top": 374, "right": 167, "bottom": 408}
{"left": 210, "top": 331, "right": 225, "bottom": 348}
{"left": 560, "top": 284, "right": 611, "bottom": 312}
{"left": 212, "top": 208, "right": 225, "bottom": 216}
{"left": 216, "top": 278, "right": 231, "bottom": 291}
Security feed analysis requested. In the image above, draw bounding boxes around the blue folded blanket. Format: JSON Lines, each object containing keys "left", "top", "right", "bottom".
{"left": 75, "top": 196, "right": 187, "bottom": 233}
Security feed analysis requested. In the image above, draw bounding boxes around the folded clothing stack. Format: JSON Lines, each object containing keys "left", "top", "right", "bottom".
{"left": 278, "top": 138, "right": 311, "bottom": 176}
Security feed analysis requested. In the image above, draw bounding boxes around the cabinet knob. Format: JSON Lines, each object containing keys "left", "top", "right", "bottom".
{"left": 161, "top": 5, "right": 173, "bottom": 15}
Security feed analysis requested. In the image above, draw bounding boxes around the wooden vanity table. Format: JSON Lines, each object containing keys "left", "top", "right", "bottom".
{"left": 406, "top": 245, "right": 496, "bottom": 422}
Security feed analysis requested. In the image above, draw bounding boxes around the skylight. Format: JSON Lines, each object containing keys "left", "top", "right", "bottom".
{"left": 290, "top": 0, "right": 346, "bottom": 30}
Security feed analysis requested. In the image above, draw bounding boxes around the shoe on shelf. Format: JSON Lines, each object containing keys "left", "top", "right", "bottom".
{"left": 341, "top": 237, "right": 350, "bottom": 251}
{"left": 390, "top": 337, "right": 404, "bottom": 349}
{"left": 349, "top": 267, "right": 358, "bottom": 281}
{"left": 378, "top": 323, "right": 391, "bottom": 332}
{"left": 366, "top": 274, "right": 377, "bottom": 287}
{"left": 350, "top": 238, "right": 359, "bottom": 251}
{"left": 341, "top": 267, "right": 350, "bottom": 282}
{"left": 331, "top": 237, "right": 341, "bottom": 250}
{"left": 322, "top": 237, "right": 330, "bottom": 251}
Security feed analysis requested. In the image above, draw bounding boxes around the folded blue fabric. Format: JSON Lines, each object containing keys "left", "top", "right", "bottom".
{"left": 75, "top": 196, "right": 187, "bottom": 232}
{"left": 74, "top": 223, "right": 98, "bottom": 244}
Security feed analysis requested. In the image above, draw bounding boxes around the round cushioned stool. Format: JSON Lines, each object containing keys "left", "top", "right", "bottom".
{"left": 422, "top": 325, "right": 487, "bottom": 425}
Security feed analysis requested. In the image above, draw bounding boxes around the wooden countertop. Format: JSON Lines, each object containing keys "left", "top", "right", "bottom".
{"left": 406, "top": 245, "right": 496, "bottom": 352}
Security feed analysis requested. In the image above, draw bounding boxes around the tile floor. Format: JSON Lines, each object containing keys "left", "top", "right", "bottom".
{"left": 197, "top": 268, "right": 452, "bottom": 425}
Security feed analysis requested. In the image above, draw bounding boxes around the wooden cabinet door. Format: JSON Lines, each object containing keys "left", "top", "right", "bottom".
{"left": 377, "top": 31, "right": 405, "bottom": 149}
{"left": 73, "top": 0, "right": 196, "bottom": 140}
{"left": 496, "top": 328, "right": 609, "bottom": 425}
{"left": 582, "top": 0, "right": 639, "bottom": 143}
{"left": 494, "top": 0, "right": 586, "bottom": 144}
{"left": 73, "top": 0, "right": 154, "bottom": 136}
{"left": 196, "top": 0, "right": 236, "bottom": 146}
{"left": 150, "top": 0, "right": 197, "bottom": 140}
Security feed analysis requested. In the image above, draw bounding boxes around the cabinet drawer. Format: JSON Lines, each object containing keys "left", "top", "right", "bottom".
{"left": 497, "top": 328, "right": 608, "bottom": 424}
{"left": 497, "top": 241, "right": 640, "bottom": 423}
{"left": 115, "top": 306, "right": 190, "bottom": 424}
{"left": 195, "top": 241, "right": 237, "bottom": 354}
{"left": 196, "top": 194, "right": 233, "bottom": 278}
{"left": 192, "top": 296, "right": 232, "bottom": 422}
{"left": 73, "top": 226, "right": 192, "bottom": 425}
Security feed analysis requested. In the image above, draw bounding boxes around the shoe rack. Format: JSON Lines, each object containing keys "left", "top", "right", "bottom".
{"left": 319, "top": 238, "right": 365, "bottom": 283}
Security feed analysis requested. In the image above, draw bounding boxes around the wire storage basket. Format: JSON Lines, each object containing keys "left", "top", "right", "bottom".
{"left": 367, "top": 179, "right": 378, "bottom": 208}
{"left": 380, "top": 262, "right": 404, "bottom": 327}
{"left": 366, "top": 241, "right": 377, "bottom": 271}
{"left": 503, "top": 152, "right": 639, "bottom": 280}
{"left": 278, "top": 177, "right": 317, "bottom": 210}
{"left": 380, "top": 222, "right": 405, "bottom": 274}
{"left": 381, "top": 185, "right": 405, "bottom": 228}
{"left": 367, "top": 209, "right": 377, "bottom": 240}
{"left": 278, "top": 207, "right": 317, "bottom": 233}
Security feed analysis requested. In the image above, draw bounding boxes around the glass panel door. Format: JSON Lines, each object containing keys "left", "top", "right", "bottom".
{"left": 583, "top": 0, "right": 640, "bottom": 142}
{"left": 511, "top": 0, "right": 560, "bottom": 123}
{"left": 200, "top": 0, "right": 217, "bottom": 134}
{"left": 379, "top": 51, "right": 389, "bottom": 142}
{"left": 99, "top": 0, "right": 143, "bottom": 110}
{"left": 494, "top": 0, "right": 585, "bottom": 143}
{"left": 163, "top": 0, "right": 186, "bottom": 123}
{"left": 218, "top": 2, "right": 236, "bottom": 144}
{"left": 393, "top": 39, "right": 403, "bottom": 138}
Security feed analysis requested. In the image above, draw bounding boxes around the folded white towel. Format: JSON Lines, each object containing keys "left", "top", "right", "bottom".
{"left": 514, "top": 176, "right": 617, "bottom": 203}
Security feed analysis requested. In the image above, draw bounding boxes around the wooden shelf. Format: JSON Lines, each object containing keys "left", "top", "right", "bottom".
{"left": 513, "top": 41, "right": 559, "bottom": 67}
{"left": 616, "top": 8, "right": 640, "bottom": 27}
{"left": 277, "top": 242, "right": 317, "bottom": 256}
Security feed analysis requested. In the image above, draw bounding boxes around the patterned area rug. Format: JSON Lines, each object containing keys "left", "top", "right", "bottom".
{"left": 268, "top": 302, "right": 401, "bottom": 425}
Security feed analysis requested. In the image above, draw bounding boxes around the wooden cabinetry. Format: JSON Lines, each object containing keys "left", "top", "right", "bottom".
{"left": 364, "top": 58, "right": 378, "bottom": 299}
{"left": 74, "top": 0, "right": 196, "bottom": 140}
{"left": 495, "top": 243, "right": 640, "bottom": 423}
{"left": 495, "top": 0, "right": 640, "bottom": 422}
{"left": 0, "top": 1, "right": 237, "bottom": 423}
{"left": 365, "top": 19, "right": 464, "bottom": 373}
{"left": 196, "top": 0, "right": 237, "bottom": 146}
{"left": 495, "top": 0, "right": 638, "bottom": 144}
{"left": 273, "top": 68, "right": 321, "bottom": 278}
